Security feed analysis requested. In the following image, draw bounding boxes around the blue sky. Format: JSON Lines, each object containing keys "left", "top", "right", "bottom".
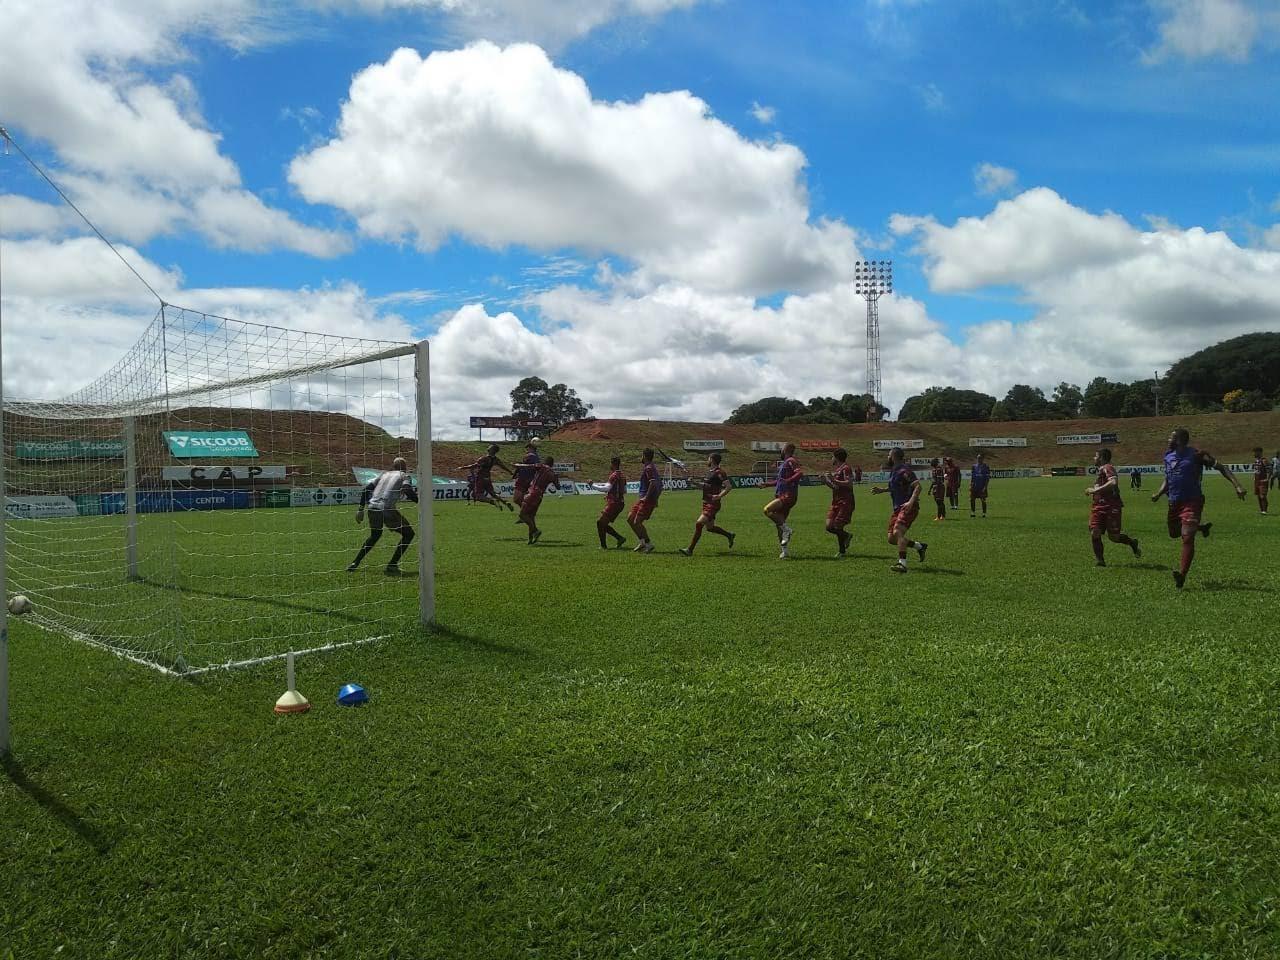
{"left": 2, "top": 0, "right": 1278, "bottom": 435}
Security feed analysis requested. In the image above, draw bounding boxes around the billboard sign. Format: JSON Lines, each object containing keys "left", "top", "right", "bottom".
{"left": 162, "top": 465, "right": 287, "bottom": 482}
{"left": 872, "top": 439, "right": 925, "bottom": 450}
{"left": 468, "top": 416, "right": 550, "bottom": 429}
{"left": 751, "top": 441, "right": 784, "bottom": 452}
{"left": 799, "top": 440, "right": 840, "bottom": 451}
{"left": 968, "top": 437, "right": 1028, "bottom": 447}
{"left": 682, "top": 439, "right": 726, "bottom": 452}
{"left": 15, "top": 439, "right": 125, "bottom": 460}
{"left": 1056, "top": 433, "right": 1119, "bottom": 445}
{"left": 163, "top": 431, "right": 259, "bottom": 458}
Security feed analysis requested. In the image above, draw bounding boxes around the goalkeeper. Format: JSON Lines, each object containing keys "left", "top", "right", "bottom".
{"left": 347, "top": 457, "right": 419, "bottom": 575}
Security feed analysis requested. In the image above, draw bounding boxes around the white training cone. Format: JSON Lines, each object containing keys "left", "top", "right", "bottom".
{"left": 274, "top": 651, "right": 311, "bottom": 714}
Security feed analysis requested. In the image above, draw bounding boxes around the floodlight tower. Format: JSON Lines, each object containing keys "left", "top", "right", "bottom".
{"left": 854, "top": 260, "right": 892, "bottom": 410}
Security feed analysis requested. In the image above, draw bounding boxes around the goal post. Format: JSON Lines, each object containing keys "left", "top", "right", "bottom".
{"left": 2, "top": 304, "right": 435, "bottom": 693}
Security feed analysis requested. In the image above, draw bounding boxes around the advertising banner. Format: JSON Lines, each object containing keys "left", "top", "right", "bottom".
{"left": 73, "top": 493, "right": 102, "bottom": 516}
{"left": 729, "top": 475, "right": 771, "bottom": 489}
{"left": 552, "top": 462, "right": 578, "bottom": 474}
{"left": 99, "top": 490, "right": 254, "bottom": 514}
{"left": 163, "top": 431, "right": 259, "bottom": 458}
{"left": 1051, "top": 467, "right": 1085, "bottom": 477}
{"left": 751, "top": 441, "right": 784, "bottom": 452}
{"left": 468, "top": 416, "right": 550, "bottom": 429}
{"left": 4, "top": 495, "right": 79, "bottom": 519}
{"left": 969, "top": 437, "right": 1027, "bottom": 447}
{"left": 15, "top": 439, "right": 125, "bottom": 460}
{"left": 872, "top": 439, "right": 925, "bottom": 450}
{"left": 682, "top": 439, "right": 726, "bottom": 452}
{"left": 991, "top": 468, "right": 1042, "bottom": 479}
{"left": 799, "top": 440, "right": 840, "bottom": 451}
{"left": 1056, "top": 433, "right": 1119, "bottom": 445}
{"left": 162, "top": 465, "right": 287, "bottom": 482}
{"left": 290, "top": 486, "right": 365, "bottom": 507}
{"left": 261, "top": 489, "right": 292, "bottom": 508}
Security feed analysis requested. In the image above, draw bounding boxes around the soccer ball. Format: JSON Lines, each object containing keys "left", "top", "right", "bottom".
{"left": 7, "top": 594, "right": 32, "bottom": 616}
{"left": 530, "top": 437, "right": 541, "bottom": 444}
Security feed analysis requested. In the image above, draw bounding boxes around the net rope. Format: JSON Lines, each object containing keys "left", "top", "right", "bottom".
{"left": 4, "top": 304, "right": 421, "bottom": 673}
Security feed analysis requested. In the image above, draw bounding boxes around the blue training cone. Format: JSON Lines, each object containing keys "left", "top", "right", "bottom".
{"left": 337, "top": 683, "right": 368, "bottom": 706}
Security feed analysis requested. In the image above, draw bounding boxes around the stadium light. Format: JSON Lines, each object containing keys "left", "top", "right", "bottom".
{"left": 854, "top": 260, "right": 892, "bottom": 411}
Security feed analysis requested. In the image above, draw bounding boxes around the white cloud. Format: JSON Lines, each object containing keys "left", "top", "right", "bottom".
{"left": 0, "top": 0, "right": 346, "bottom": 256}
{"left": 339, "top": 0, "right": 704, "bottom": 48}
{"left": 0, "top": 195, "right": 78, "bottom": 236}
{"left": 290, "top": 42, "right": 859, "bottom": 296}
{"left": 917, "top": 82, "right": 947, "bottom": 112}
{"left": 892, "top": 187, "right": 1280, "bottom": 391}
{"left": 973, "top": 162, "right": 1019, "bottom": 197}
{"left": 1144, "top": 0, "right": 1270, "bottom": 63}
{"left": 751, "top": 101, "right": 777, "bottom": 124}
{"left": 1262, "top": 224, "right": 1280, "bottom": 249}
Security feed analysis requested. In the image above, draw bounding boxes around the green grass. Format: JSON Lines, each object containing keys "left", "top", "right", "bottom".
{"left": 3, "top": 479, "right": 1279, "bottom": 958}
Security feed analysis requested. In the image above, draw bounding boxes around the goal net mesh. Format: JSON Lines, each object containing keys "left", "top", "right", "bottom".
{"left": 3, "top": 304, "right": 423, "bottom": 674}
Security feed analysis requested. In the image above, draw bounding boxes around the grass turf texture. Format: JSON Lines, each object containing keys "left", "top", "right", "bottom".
{"left": 3, "top": 478, "right": 1278, "bottom": 958}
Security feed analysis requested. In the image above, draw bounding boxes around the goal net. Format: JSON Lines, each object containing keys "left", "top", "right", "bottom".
{"left": 2, "top": 303, "right": 432, "bottom": 675}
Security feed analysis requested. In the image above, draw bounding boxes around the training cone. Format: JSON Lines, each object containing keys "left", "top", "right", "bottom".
{"left": 337, "top": 683, "right": 368, "bottom": 706}
{"left": 274, "top": 652, "right": 311, "bottom": 714}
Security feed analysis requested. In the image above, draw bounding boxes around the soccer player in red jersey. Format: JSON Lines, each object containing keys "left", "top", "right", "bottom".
{"left": 928, "top": 457, "right": 946, "bottom": 520}
{"left": 461, "top": 444, "right": 515, "bottom": 511}
{"left": 1151, "top": 428, "right": 1246, "bottom": 589}
{"left": 763, "top": 442, "right": 803, "bottom": 559}
{"left": 517, "top": 455, "right": 561, "bottom": 544}
{"left": 1252, "top": 446, "right": 1270, "bottom": 515}
{"left": 1084, "top": 448, "right": 1141, "bottom": 566}
{"left": 596, "top": 456, "right": 628, "bottom": 549}
{"left": 944, "top": 457, "right": 961, "bottom": 510}
{"left": 510, "top": 441, "right": 540, "bottom": 509}
{"left": 820, "top": 448, "right": 854, "bottom": 557}
{"left": 628, "top": 448, "right": 662, "bottom": 553}
{"left": 871, "top": 447, "right": 928, "bottom": 573}
{"left": 679, "top": 453, "right": 735, "bottom": 556}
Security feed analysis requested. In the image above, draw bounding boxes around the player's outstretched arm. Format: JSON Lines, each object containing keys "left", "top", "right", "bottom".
{"left": 870, "top": 485, "right": 888, "bottom": 495}
{"left": 1151, "top": 479, "right": 1168, "bottom": 502}
{"left": 1209, "top": 457, "right": 1247, "bottom": 499}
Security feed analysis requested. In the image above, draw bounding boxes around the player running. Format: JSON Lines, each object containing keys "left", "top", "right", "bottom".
{"left": 679, "top": 453, "right": 735, "bottom": 556}
{"left": 517, "top": 455, "right": 562, "bottom": 545}
{"left": 511, "top": 441, "right": 541, "bottom": 510}
{"left": 596, "top": 456, "right": 628, "bottom": 549}
{"left": 763, "top": 442, "right": 803, "bottom": 559}
{"left": 628, "top": 448, "right": 662, "bottom": 553}
{"left": 944, "top": 456, "right": 961, "bottom": 509}
{"left": 820, "top": 448, "right": 854, "bottom": 557}
{"left": 348, "top": 457, "right": 419, "bottom": 576}
{"left": 929, "top": 458, "right": 946, "bottom": 520}
{"left": 1084, "top": 448, "right": 1141, "bottom": 567}
{"left": 1130, "top": 468, "right": 1143, "bottom": 490}
{"left": 970, "top": 452, "right": 991, "bottom": 517}
{"left": 872, "top": 448, "right": 928, "bottom": 573}
{"left": 1150, "top": 427, "right": 1247, "bottom": 590}
{"left": 462, "top": 444, "right": 515, "bottom": 511}
{"left": 1252, "top": 446, "right": 1270, "bottom": 515}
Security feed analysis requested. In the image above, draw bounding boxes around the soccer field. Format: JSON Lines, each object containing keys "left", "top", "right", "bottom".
{"left": 3, "top": 478, "right": 1278, "bottom": 958}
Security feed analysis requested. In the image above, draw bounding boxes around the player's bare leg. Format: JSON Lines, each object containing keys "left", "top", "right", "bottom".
{"left": 826, "top": 521, "right": 850, "bottom": 557}
{"left": 763, "top": 498, "right": 794, "bottom": 556}
{"left": 597, "top": 518, "right": 625, "bottom": 549}
{"left": 629, "top": 516, "right": 653, "bottom": 552}
{"left": 889, "top": 528, "right": 927, "bottom": 572}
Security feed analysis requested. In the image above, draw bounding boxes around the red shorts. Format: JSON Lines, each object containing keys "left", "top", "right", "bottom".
{"left": 1089, "top": 501, "right": 1123, "bottom": 534}
{"left": 478, "top": 478, "right": 496, "bottom": 498}
{"left": 888, "top": 501, "right": 919, "bottom": 535}
{"left": 827, "top": 499, "right": 853, "bottom": 527}
{"left": 629, "top": 499, "right": 657, "bottom": 523}
{"left": 770, "top": 492, "right": 797, "bottom": 512}
{"left": 1256, "top": 479, "right": 1269, "bottom": 497}
{"left": 521, "top": 492, "right": 543, "bottom": 517}
{"left": 699, "top": 499, "right": 721, "bottom": 521}
{"left": 599, "top": 500, "right": 623, "bottom": 523}
{"left": 513, "top": 481, "right": 529, "bottom": 501}
{"left": 1167, "top": 497, "right": 1203, "bottom": 537}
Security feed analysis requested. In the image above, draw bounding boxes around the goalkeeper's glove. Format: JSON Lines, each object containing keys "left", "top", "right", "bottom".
{"left": 356, "top": 508, "right": 364, "bottom": 524}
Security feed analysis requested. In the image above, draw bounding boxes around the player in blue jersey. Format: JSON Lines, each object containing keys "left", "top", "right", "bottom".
{"left": 1150, "top": 428, "right": 1246, "bottom": 590}
{"left": 763, "top": 442, "right": 803, "bottom": 559}
{"left": 628, "top": 448, "right": 662, "bottom": 553}
{"left": 969, "top": 452, "right": 991, "bottom": 517}
{"left": 871, "top": 447, "right": 928, "bottom": 573}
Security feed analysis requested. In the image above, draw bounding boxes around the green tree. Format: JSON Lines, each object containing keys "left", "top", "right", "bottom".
{"left": 726, "top": 397, "right": 807, "bottom": 424}
{"left": 1223, "top": 388, "right": 1273, "bottom": 413}
{"left": 899, "top": 386, "right": 997, "bottom": 422}
{"left": 1082, "top": 377, "right": 1128, "bottom": 418}
{"left": 509, "top": 377, "right": 591, "bottom": 437}
{"left": 999, "top": 384, "right": 1061, "bottom": 420}
{"left": 1164, "top": 333, "right": 1280, "bottom": 400}
{"left": 1051, "top": 382, "right": 1084, "bottom": 418}
{"left": 783, "top": 410, "right": 846, "bottom": 424}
